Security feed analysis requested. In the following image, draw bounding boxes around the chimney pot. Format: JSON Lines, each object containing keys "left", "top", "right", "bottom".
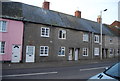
{"left": 42, "top": 1, "right": 50, "bottom": 10}
{"left": 97, "top": 15, "right": 101, "bottom": 23}
{"left": 75, "top": 10, "right": 81, "bottom": 18}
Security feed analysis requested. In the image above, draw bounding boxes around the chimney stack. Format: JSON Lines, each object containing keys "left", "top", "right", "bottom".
{"left": 97, "top": 15, "right": 102, "bottom": 23}
{"left": 42, "top": 1, "right": 50, "bottom": 10}
{"left": 75, "top": 10, "right": 81, "bottom": 18}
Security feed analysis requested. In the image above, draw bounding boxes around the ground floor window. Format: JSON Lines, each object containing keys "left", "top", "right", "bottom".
{"left": 82, "top": 48, "right": 88, "bottom": 56}
{"left": 58, "top": 47, "right": 65, "bottom": 56}
{"left": 94, "top": 48, "right": 99, "bottom": 56}
{"left": 117, "top": 49, "right": 119, "bottom": 55}
{"left": 0, "top": 41, "right": 5, "bottom": 54}
{"left": 40, "top": 46, "right": 49, "bottom": 56}
{"left": 109, "top": 48, "right": 114, "bottom": 55}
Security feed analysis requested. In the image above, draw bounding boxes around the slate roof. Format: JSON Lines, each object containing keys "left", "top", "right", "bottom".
{"left": 1, "top": 2, "right": 115, "bottom": 36}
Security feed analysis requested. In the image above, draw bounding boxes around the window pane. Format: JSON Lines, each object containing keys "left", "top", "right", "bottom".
{"left": 61, "top": 51, "right": 64, "bottom": 55}
{"left": 0, "top": 21, "right": 7, "bottom": 32}
{"left": 45, "top": 47, "right": 48, "bottom": 49}
{"left": 58, "top": 47, "right": 65, "bottom": 56}
{"left": 0, "top": 41, "right": 5, "bottom": 54}
{"left": 59, "top": 30, "right": 62, "bottom": 38}
{"left": 83, "top": 48, "right": 88, "bottom": 56}
{"left": 42, "top": 28, "right": 45, "bottom": 35}
{"left": 63, "top": 33, "right": 65, "bottom": 38}
{"left": 45, "top": 50, "right": 48, "bottom": 54}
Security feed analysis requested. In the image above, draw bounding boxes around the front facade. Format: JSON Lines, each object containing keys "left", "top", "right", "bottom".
{"left": 103, "top": 35, "right": 119, "bottom": 58}
{"left": 22, "top": 22, "right": 90, "bottom": 62}
{"left": 0, "top": 18, "right": 24, "bottom": 62}
{"left": 22, "top": 22, "right": 103, "bottom": 62}
{"left": 1, "top": 2, "right": 119, "bottom": 63}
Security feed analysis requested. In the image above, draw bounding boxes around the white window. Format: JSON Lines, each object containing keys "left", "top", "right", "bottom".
{"left": 82, "top": 48, "right": 88, "bottom": 56}
{"left": 83, "top": 33, "right": 89, "bottom": 42}
{"left": 40, "top": 46, "right": 49, "bottom": 56}
{"left": 58, "top": 47, "right": 65, "bottom": 56}
{"left": 94, "top": 48, "right": 99, "bottom": 56}
{"left": 41, "top": 27, "right": 50, "bottom": 37}
{"left": 94, "top": 35, "right": 99, "bottom": 43}
{"left": 0, "top": 41, "right": 5, "bottom": 54}
{"left": 58, "top": 30, "right": 66, "bottom": 39}
{"left": 0, "top": 21, "right": 7, "bottom": 32}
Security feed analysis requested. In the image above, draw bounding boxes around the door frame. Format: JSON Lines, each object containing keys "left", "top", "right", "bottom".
{"left": 25, "top": 46, "right": 35, "bottom": 63}
{"left": 75, "top": 48, "right": 79, "bottom": 61}
{"left": 68, "top": 48, "right": 74, "bottom": 61}
{"left": 11, "top": 44, "right": 21, "bottom": 63}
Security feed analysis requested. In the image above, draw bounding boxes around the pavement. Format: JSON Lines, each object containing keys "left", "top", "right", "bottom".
{"left": 1, "top": 57, "right": 119, "bottom": 70}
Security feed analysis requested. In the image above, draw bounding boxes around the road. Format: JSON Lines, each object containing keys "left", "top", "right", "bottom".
{"left": 1, "top": 61, "right": 117, "bottom": 80}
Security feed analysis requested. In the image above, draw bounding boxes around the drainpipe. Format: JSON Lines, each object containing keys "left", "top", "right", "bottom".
{"left": 91, "top": 32, "right": 94, "bottom": 59}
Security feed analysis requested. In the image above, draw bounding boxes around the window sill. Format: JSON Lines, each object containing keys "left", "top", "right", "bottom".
{"left": 58, "top": 38, "right": 66, "bottom": 40}
{"left": 0, "top": 31, "right": 7, "bottom": 33}
{"left": 83, "top": 41, "right": 89, "bottom": 42}
{"left": 41, "top": 36, "right": 50, "bottom": 38}
{"left": 58, "top": 55, "right": 65, "bottom": 57}
{"left": 83, "top": 55, "right": 88, "bottom": 56}
{"left": 94, "top": 55, "right": 99, "bottom": 56}
{"left": 94, "top": 42, "right": 99, "bottom": 44}
{"left": 0, "top": 53, "right": 5, "bottom": 55}
{"left": 40, "top": 55, "right": 49, "bottom": 57}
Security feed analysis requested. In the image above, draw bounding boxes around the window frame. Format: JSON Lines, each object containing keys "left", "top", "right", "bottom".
{"left": 109, "top": 38, "right": 113, "bottom": 44}
{"left": 109, "top": 48, "right": 114, "bottom": 55}
{"left": 40, "top": 46, "right": 49, "bottom": 56}
{"left": 94, "top": 35, "right": 99, "bottom": 43}
{"left": 58, "top": 30, "right": 66, "bottom": 39}
{"left": 83, "top": 33, "right": 89, "bottom": 42}
{"left": 58, "top": 47, "right": 65, "bottom": 56}
{"left": 117, "top": 49, "right": 119, "bottom": 55}
{"left": 82, "top": 48, "right": 88, "bottom": 56}
{"left": 41, "top": 27, "right": 50, "bottom": 37}
{"left": 0, "top": 20, "right": 7, "bottom": 32}
{"left": 0, "top": 41, "right": 6, "bottom": 54}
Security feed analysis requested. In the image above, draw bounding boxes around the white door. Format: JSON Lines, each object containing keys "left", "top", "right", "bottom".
{"left": 68, "top": 49, "right": 73, "bottom": 61}
{"left": 75, "top": 49, "right": 78, "bottom": 60}
{"left": 11, "top": 45, "right": 21, "bottom": 63}
{"left": 26, "top": 46, "right": 35, "bottom": 62}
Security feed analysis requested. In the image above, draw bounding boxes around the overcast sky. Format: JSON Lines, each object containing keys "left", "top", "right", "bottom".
{"left": 9, "top": 0, "right": 119, "bottom": 24}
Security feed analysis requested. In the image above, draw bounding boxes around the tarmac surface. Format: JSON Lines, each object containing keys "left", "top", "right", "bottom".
{"left": 1, "top": 57, "right": 119, "bottom": 70}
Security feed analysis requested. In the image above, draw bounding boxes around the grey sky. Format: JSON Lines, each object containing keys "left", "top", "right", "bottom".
{"left": 9, "top": 0, "right": 119, "bottom": 24}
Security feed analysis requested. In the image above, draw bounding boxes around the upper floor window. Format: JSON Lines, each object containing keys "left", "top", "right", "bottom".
{"left": 83, "top": 33, "right": 89, "bottom": 42}
{"left": 109, "top": 38, "right": 112, "bottom": 43}
{"left": 0, "top": 41, "right": 5, "bottom": 54}
{"left": 40, "top": 46, "right": 49, "bottom": 56}
{"left": 94, "top": 35, "right": 99, "bottom": 43}
{"left": 82, "top": 48, "right": 88, "bottom": 56}
{"left": 58, "top": 30, "right": 66, "bottom": 39}
{"left": 41, "top": 27, "right": 50, "bottom": 37}
{"left": 0, "top": 21, "right": 7, "bottom": 32}
{"left": 58, "top": 47, "right": 65, "bottom": 56}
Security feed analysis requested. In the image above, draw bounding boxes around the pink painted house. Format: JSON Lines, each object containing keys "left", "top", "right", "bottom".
{"left": 0, "top": 18, "right": 24, "bottom": 63}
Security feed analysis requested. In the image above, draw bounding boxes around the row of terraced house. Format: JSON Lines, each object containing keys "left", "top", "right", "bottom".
{"left": 0, "top": 1, "right": 120, "bottom": 63}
